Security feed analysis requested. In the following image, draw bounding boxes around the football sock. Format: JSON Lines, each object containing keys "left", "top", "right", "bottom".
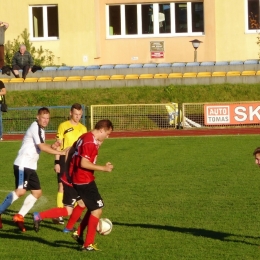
{"left": 57, "top": 192, "right": 63, "bottom": 208}
{"left": 39, "top": 207, "right": 68, "bottom": 220}
{"left": 66, "top": 205, "right": 85, "bottom": 230}
{"left": 84, "top": 214, "right": 99, "bottom": 247}
{"left": 0, "top": 191, "right": 19, "bottom": 214}
{"left": 18, "top": 194, "right": 37, "bottom": 217}
{"left": 77, "top": 210, "right": 90, "bottom": 236}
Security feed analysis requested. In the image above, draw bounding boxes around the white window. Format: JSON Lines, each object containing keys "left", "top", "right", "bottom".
{"left": 245, "top": 0, "right": 260, "bottom": 32}
{"left": 106, "top": 2, "right": 204, "bottom": 38}
{"left": 29, "top": 5, "right": 59, "bottom": 40}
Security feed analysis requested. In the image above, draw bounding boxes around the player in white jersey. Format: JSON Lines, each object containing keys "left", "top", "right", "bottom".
{"left": 0, "top": 107, "right": 67, "bottom": 232}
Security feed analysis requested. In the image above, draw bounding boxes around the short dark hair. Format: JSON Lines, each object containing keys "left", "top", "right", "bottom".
{"left": 0, "top": 80, "right": 5, "bottom": 89}
{"left": 95, "top": 119, "right": 113, "bottom": 131}
{"left": 38, "top": 107, "right": 50, "bottom": 115}
{"left": 71, "top": 103, "right": 82, "bottom": 111}
{"left": 253, "top": 147, "right": 260, "bottom": 156}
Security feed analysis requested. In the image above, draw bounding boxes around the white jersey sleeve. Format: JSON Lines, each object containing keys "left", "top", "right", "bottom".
{"left": 14, "top": 121, "right": 45, "bottom": 170}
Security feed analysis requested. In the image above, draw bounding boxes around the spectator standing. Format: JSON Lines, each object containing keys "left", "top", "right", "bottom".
{"left": 12, "top": 44, "right": 34, "bottom": 79}
{"left": 0, "top": 20, "right": 9, "bottom": 69}
{"left": 0, "top": 80, "right": 6, "bottom": 140}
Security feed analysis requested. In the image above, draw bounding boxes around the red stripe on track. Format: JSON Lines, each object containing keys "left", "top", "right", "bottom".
{"left": 3, "top": 128, "right": 260, "bottom": 141}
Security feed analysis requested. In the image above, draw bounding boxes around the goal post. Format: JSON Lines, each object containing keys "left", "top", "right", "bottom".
{"left": 90, "top": 103, "right": 180, "bottom": 131}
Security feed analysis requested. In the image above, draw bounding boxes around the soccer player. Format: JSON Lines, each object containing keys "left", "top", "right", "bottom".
{"left": 253, "top": 147, "right": 260, "bottom": 166}
{"left": 32, "top": 146, "right": 86, "bottom": 232}
{"left": 53, "top": 103, "right": 87, "bottom": 224}
{"left": 69, "top": 119, "right": 114, "bottom": 251}
{"left": 0, "top": 107, "right": 67, "bottom": 231}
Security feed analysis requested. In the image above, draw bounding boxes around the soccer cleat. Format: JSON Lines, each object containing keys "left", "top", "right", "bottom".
{"left": 13, "top": 214, "right": 26, "bottom": 232}
{"left": 81, "top": 244, "right": 100, "bottom": 251}
{"left": 63, "top": 227, "right": 73, "bottom": 233}
{"left": 72, "top": 230, "right": 84, "bottom": 246}
{"left": 52, "top": 216, "right": 64, "bottom": 225}
{"left": 58, "top": 217, "right": 64, "bottom": 224}
{"left": 32, "top": 212, "right": 42, "bottom": 232}
{"left": 0, "top": 214, "right": 3, "bottom": 229}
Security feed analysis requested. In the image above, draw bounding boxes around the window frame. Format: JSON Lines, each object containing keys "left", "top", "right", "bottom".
{"left": 29, "top": 5, "right": 59, "bottom": 41}
{"left": 106, "top": 2, "right": 204, "bottom": 39}
{"left": 245, "top": 0, "right": 260, "bottom": 33}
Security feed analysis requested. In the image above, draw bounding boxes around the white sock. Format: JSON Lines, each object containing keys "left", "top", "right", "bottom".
{"left": 18, "top": 194, "right": 37, "bottom": 217}
{"left": 0, "top": 191, "right": 19, "bottom": 214}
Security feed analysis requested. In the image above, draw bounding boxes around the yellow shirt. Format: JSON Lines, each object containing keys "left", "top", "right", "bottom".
{"left": 56, "top": 120, "right": 87, "bottom": 150}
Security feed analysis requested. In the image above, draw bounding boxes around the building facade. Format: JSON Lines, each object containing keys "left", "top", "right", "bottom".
{"left": 0, "top": 0, "right": 259, "bottom": 66}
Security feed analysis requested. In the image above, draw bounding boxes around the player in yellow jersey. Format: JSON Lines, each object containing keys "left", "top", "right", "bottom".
{"left": 53, "top": 103, "right": 87, "bottom": 224}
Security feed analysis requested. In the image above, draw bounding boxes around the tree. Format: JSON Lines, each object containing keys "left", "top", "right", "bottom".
{"left": 4, "top": 28, "right": 55, "bottom": 67}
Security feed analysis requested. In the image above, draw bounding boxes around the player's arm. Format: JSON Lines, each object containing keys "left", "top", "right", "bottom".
{"left": 38, "top": 143, "right": 66, "bottom": 156}
{"left": 80, "top": 157, "right": 113, "bottom": 172}
{"left": 61, "top": 145, "right": 75, "bottom": 176}
{"left": 54, "top": 139, "right": 62, "bottom": 173}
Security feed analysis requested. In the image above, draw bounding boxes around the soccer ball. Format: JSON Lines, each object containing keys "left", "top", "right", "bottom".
{"left": 96, "top": 218, "right": 113, "bottom": 235}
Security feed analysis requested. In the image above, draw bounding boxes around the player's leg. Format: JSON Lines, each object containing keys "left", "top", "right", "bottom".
{"left": 75, "top": 182, "right": 104, "bottom": 251}
{"left": 13, "top": 168, "right": 41, "bottom": 232}
{"left": 33, "top": 183, "right": 78, "bottom": 232}
{"left": 0, "top": 165, "right": 27, "bottom": 229}
{"left": 54, "top": 156, "right": 65, "bottom": 224}
{"left": 0, "top": 190, "right": 21, "bottom": 228}
{"left": 64, "top": 199, "right": 86, "bottom": 232}
{"left": 52, "top": 175, "right": 65, "bottom": 224}
{"left": 71, "top": 210, "right": 90, "bottom": 246}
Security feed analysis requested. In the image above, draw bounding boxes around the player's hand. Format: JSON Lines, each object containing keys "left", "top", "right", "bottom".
{"left": 51, "top": 141, "right": 61, "bottom": 150}
{"left": 60, "top": 147, "right": 70, "bottom": 155}
{"left": 104, "top": 162, "right": 113, "bottom": 172}
{"left": 54, "top": 164, "right": 60, "bottom": 173}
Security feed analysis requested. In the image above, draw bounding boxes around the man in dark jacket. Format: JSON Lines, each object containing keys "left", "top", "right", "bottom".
{"left": 12, "top": 44, "right": 34, "bottom": 79}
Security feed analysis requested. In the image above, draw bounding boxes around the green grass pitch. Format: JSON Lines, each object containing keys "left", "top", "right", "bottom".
{"left": 0, "top": 135, "right": 260, "bottom": 260}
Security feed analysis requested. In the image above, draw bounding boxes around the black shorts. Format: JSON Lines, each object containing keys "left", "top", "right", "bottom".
{"left": 73, "top": 181, "right": 104, "bottom": 211}
{"left": 62, "top": 182, "right": 81, "bottom": 208}
{"left": 14, "top": 165, "right": 41, "bottom": 190}
{"left": 57, "top": 155, "right": 66, "bottom": 183}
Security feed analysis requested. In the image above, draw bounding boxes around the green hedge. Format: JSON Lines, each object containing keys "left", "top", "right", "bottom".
{"left": 6, "top": 84, "right": 260, "bottom": 107}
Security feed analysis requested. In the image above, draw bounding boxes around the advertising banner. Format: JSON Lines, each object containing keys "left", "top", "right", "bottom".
{"left": 204, "top": 103, "right": 260, "bottom": 125}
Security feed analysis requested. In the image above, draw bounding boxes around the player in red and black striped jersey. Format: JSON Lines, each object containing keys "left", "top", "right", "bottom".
{"left": 68, "top": 119, "right": 114, "bottom": 251}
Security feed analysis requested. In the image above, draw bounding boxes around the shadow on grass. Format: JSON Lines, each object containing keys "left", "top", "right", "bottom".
{"left": 1, "top": 209, "right": 65, "bottom": 233}
{"left": 0, "top": 212, "right": 79, "bottom": 250}
{"left": 0, "top": 231, "right": 79, "bottom": 249}
{"left": 113, "top": 222, "right": 260, "bottom": 246}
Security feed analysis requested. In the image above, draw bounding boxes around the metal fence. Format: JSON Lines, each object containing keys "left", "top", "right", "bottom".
{"left": 2, "top": 106, "right": 87, "bottom": 133}
{"left": 4, "top": 102, "right": 259, "bottom": 134}
{"left": 90, "top": 103, "right": 179, "bottom": 131}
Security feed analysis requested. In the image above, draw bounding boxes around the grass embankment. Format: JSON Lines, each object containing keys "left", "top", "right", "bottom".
{"left": 6, "top": 83, "right": 260, "bottom": 107}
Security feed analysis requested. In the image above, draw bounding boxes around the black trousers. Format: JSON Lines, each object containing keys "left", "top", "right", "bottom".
{"left": 12, "top": 64, "right": 30, "bottom": 79}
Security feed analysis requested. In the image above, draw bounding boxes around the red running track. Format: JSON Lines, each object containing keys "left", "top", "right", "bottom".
{"left": 2, "top": 128, "right": 260, "bottom": 141}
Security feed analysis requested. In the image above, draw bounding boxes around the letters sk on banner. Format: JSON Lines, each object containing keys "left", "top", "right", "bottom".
{"left": 204, "top": 103, "right": 260, "bottom": 125}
